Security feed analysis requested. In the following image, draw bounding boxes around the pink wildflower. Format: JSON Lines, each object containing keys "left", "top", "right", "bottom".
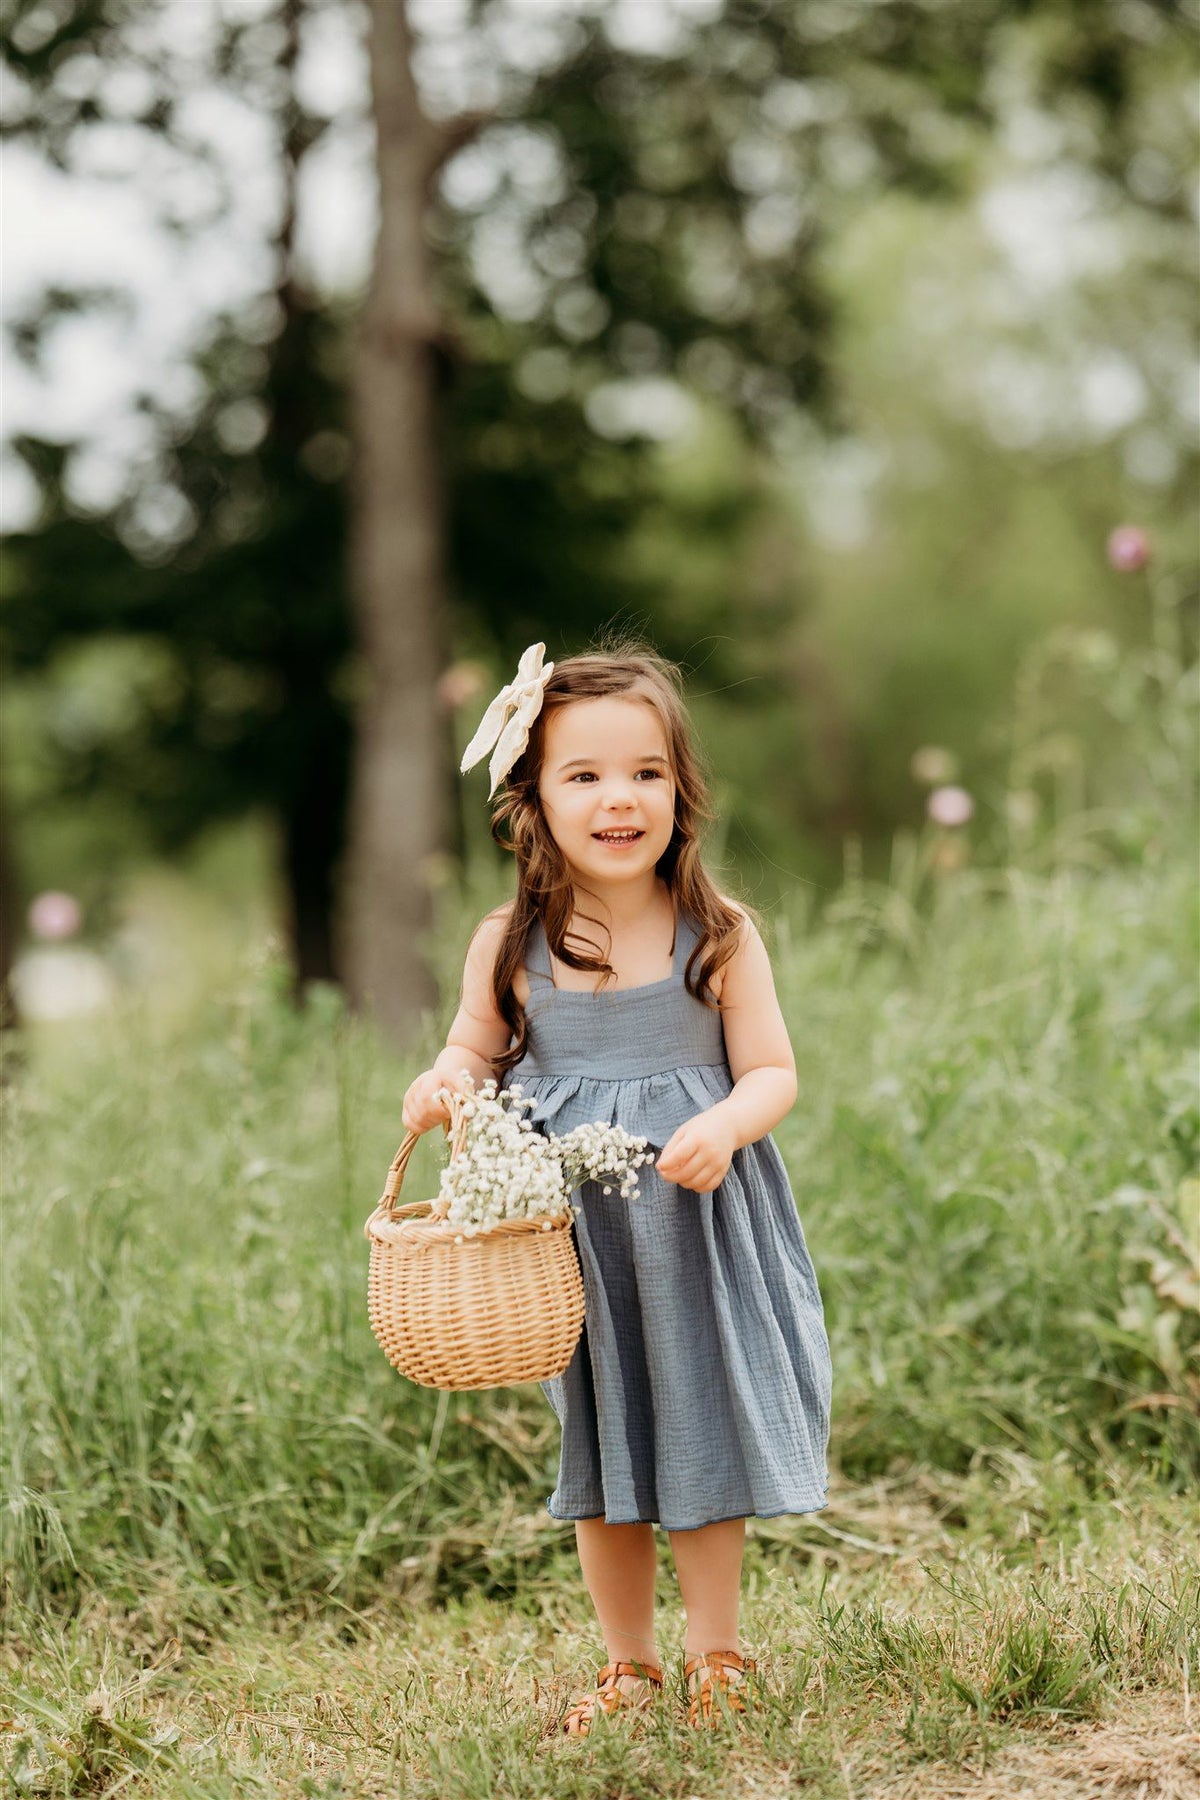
{"left": 28, "top": 891, "right": 83, "bottom": 941}
{"left": 1106, "top": 526, "right": 1151, "bottom": 573}
{"left": 927, "top": 785, "right": 974, "bottom": 828}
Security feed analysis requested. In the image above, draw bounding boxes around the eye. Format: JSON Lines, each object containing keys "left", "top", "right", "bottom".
{"left": 635, "top": 768, "right": 664, "bottom": 780}
{"left": 569, "top": 771, "right": 597, "bottom": 783}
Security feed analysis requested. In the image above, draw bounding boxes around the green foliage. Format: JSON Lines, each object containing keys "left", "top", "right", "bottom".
{"left": 3, "top": 762, "right": 1196, "bottom": 1623}
{"left": 6, "top": 0, "right": 1197, "bottom": 963}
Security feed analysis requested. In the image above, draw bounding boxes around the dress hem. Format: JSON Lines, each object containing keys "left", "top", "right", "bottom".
{"left": 545, "top": 1495, "right": 829, "bottom": 1531}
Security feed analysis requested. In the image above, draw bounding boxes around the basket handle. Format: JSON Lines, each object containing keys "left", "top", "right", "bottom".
{"left": 373, "top": 1087, "right": 473, "bottom": 1224}
{"left": 378, "top": 1130, "right": 423, "bottom": 1213}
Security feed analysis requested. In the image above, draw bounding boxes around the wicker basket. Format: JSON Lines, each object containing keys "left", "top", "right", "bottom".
{"left": 362, "top": 1094, "right": 586, "bottom": 1390}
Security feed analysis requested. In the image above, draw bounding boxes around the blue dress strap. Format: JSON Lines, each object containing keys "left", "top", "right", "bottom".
{"left": 526, "top": 899, "right": 697, "bottom": 994}
{"left": 524, "top": 917, "right": 555, "bottom": 1002}
{"left": 671, "top": 905, "right": 697, "bottom": 977}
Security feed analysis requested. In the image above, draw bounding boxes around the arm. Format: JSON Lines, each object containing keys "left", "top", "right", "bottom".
{"left": 401, "top": 907, "right": 515, "bottom": 1131}
{"left": 709, "top": 914, "right": 797, "bottom": 1144}
{"left": 654, "top": 910, "right": 796, "bottom": 1192}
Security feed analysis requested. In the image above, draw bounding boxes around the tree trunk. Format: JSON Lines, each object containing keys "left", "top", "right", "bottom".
{"left": 282, "top": 730, "right": 345, "bottom": 990}
{"left": 340, "top": 0, "right": 485, "bottom": 1042}
{"left": 270, "top": 0, "right": 348, "bottom": 996}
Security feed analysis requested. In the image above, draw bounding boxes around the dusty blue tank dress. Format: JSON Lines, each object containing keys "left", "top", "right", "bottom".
{"left": 502, "top": 905, "right": 832, "bottom": 1532}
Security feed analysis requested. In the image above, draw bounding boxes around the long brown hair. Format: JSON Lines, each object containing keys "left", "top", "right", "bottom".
{"left": 478, "top": 637, "right": 754, "bottom": 1074}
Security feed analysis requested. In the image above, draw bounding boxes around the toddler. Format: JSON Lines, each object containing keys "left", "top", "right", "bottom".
{"left": 402, "top": 641, "right": 832, "bottom": 1734}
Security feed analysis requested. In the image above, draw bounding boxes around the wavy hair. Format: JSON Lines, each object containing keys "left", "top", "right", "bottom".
{"left": 479, "top": 637, "right": 754, "bottom": 1075}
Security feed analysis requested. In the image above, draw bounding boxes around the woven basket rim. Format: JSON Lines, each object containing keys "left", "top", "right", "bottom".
{"left": 364, "top": 1094, "right": 587, "bottom": 1388}
{"left": 365, "top": 1201, "right": 577, "bottom": 1248}
{"left": 366, "top": 1091, "right": 581, "bottom": 1245}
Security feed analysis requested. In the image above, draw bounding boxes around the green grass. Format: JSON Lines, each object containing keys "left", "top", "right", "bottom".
{"left": 3, "top": 627, "right": 1198, "bottom": 1793}
{"left": 2, "top": 1501, "right": 1195, "bottom": 1796}
{"left": 3, "top": 852, "right": 1195, "bottom": 1621}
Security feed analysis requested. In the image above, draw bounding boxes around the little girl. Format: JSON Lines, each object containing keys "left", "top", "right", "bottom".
{"left": 402, "top": 641, "right": 833, "bottom": 1736}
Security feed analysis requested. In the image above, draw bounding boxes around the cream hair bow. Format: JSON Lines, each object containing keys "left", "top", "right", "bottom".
{"left": 459, "top": 641, "right": 555, "bottom": 797}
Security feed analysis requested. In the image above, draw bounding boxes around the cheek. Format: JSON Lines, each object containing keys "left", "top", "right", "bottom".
{"left": 540, "top": 788, "right": 585, "bottom": 833}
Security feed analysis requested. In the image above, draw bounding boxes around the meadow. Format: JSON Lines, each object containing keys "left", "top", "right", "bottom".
{"left": 3, "top": 631, "right": 1198, "bottom": 1797}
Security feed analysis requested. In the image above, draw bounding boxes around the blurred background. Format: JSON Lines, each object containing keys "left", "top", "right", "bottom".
{"left": 3, "top": 13, "right": 1199, "bottom": 1784}
{"left": 3, "top": 0, "right": 1197, "bottom": 1039}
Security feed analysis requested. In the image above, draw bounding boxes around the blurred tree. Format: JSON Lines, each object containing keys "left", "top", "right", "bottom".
{"left": 4, "top": 0, "right": 352, "bottom": 991}
{"left": 339, "top": 0, "right": 482, "bottom": 1030}
{"left": 4, "top": 0, "right": 1195, "bottom": 1030}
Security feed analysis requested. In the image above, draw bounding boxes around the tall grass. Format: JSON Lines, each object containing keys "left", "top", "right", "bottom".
{"left": 3, "top": 846, "right": 1195, "bottom": 1623}
{"left": 2, "top": 612, "right": 1197, "bottom": 1628}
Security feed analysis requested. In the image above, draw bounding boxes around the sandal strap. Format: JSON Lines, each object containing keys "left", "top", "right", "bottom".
{"left": 684, "top": 1649, "right": 754, "bottom": 1678}
{"left": 599, "top": 1659, "right": 664, "bottom": 1685}
{"left": 563, "top": 1660, "right": 664, "bottom": 1734}
{"left": 685, "top": 1650, "right": 758, "bottom": 1729}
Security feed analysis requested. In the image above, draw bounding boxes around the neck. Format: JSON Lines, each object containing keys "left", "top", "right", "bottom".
{"left": 571, "top": 871, "right": 669, "bottom": 932}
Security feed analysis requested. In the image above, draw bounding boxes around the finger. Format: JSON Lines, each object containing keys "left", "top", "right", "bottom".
{"left": 666, "top": 1164, "right": 709, "bottom": 1189}
{"left": 668, "top": 1147, "right": 708, "bottom": 1179}
{"left": 683, "top": 1169, "right": 719, "bottom": 1193}
{"left": 684, "top": 1155, "right": 724, "bottom": 1188}
{"left": 662, "top": 1152, "right": 708, "bottom": 1180}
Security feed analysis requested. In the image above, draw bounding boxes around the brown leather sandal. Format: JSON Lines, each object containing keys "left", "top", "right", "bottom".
{"left": 684, "top": 1648, "right": 759, "bottom": 1728}
{"left": 561, "top": 1658, "right": 665, "bottom": 1738}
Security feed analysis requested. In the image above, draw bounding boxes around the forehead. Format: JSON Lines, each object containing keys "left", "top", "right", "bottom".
{"left": 543, "top": 695, "right": 669, "bottom": 762}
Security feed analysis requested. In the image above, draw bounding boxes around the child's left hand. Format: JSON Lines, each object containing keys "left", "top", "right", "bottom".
{"left": 655, "top": 1107, "right": 738, "bottom": 1193}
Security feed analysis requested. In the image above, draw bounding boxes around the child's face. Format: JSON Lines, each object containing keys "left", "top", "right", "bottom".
{"left": 538, "top": 697, "right": 676, "bottom": 885}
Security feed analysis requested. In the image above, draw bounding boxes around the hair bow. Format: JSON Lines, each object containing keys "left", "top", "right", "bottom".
{"left": 459, "top": 642, "right": 555, "bottom": 797}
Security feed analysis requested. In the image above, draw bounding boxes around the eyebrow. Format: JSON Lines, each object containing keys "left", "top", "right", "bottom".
{"left": 557, "top": 754, "right": 670, "bottom": 772}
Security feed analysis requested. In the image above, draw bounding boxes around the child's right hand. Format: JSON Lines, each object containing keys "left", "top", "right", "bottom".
{"left": 401, "top": 1068, "right": 472, "bottom": 1135}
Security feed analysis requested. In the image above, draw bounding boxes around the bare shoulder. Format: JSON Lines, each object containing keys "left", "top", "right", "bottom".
{"left": 459, "top": 902, "right": 512, "bottom": 1012}
{"left": 719, "top": 895, "right": 755, "bottom": 931}
{"left": 464, "top": 900, "right": 530, "bottom": 1011}
{"left": 470, "top": 899, "right": 516, "bottom": 948}
{"left": 718, "top": 895, "right": 763, "bottom": 950}
{"left": 698, "top": 896, "right": 744, "bottom": 1000}
{"left": 709, "top": 895, "right": 760, "bottom": 999}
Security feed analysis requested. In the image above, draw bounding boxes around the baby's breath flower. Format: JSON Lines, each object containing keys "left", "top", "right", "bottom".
{"left": 435, "top": 1073, "right": 652, "bottom": 1231}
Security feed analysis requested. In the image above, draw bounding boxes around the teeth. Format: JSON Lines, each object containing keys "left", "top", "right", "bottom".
{"left": 596, "top": 830, "right": 641, "bottom": 840}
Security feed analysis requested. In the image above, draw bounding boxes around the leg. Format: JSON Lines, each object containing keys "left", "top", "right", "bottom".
{"left": 668, "top": 1516, "right": 746, "bottom": 1655}
{"left": 669, "top": 1518, "right": 755, "bottom": 1726}
{"left": 561, "top": 1518, "right": 663, "bottom": 1735}
{"left": 573, "top": 1518, "right": 661, "bottom": 1693}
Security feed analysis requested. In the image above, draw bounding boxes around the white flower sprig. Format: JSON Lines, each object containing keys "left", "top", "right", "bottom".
{"left": 432, "top": 1076, "right": 654, "bottom": 1236}
{"left": 553, "top": 1120, "right": 652, "bottom": 1202}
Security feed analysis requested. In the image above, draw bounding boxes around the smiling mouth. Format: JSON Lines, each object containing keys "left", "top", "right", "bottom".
{"left": 592, "top": 828, "right": 645, "bottom": 843}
